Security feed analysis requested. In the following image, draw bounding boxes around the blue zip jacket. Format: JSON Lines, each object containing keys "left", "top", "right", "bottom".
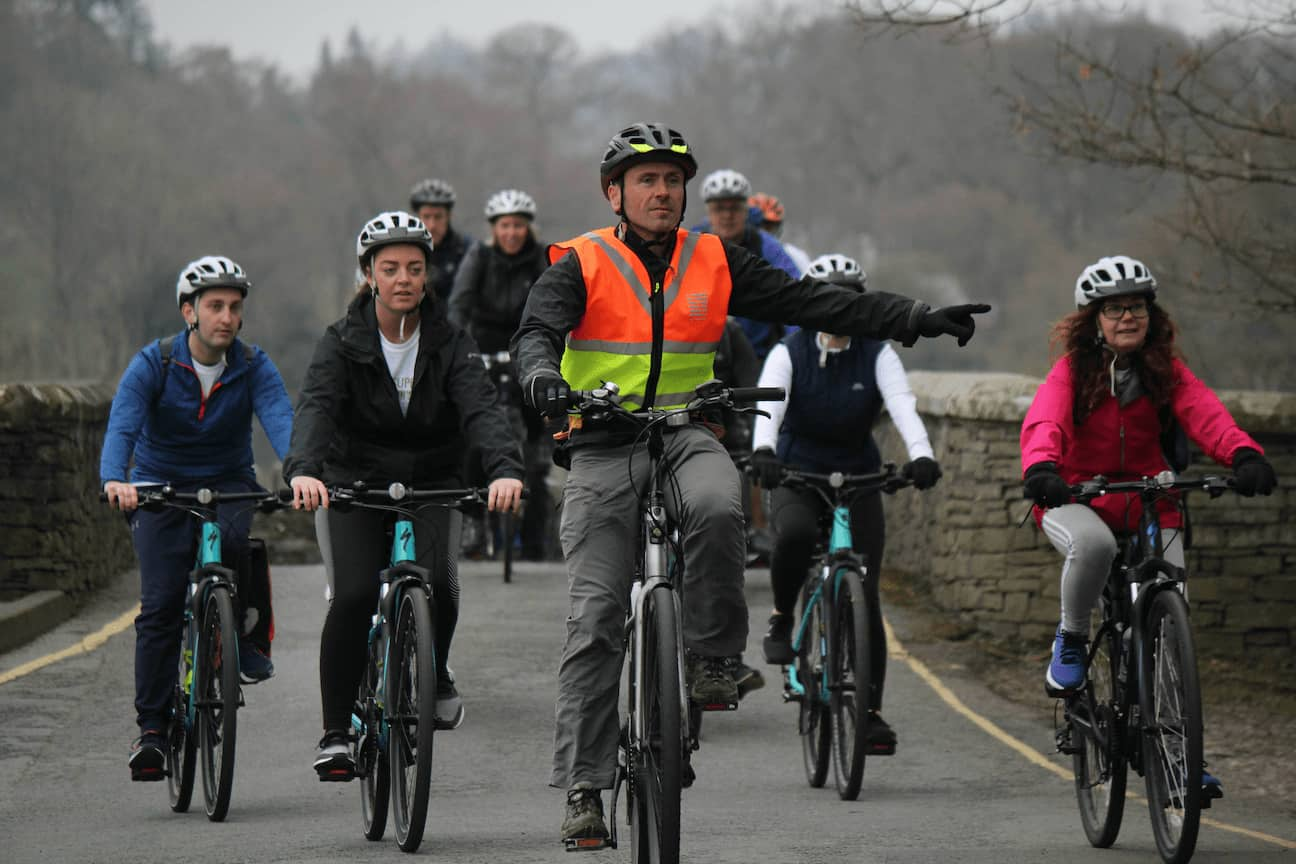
{"left": 690, "top": 222, "right": 801, "bottom": 358}
{"left": 100, "top": 330, "right": 293, "bottom": 485}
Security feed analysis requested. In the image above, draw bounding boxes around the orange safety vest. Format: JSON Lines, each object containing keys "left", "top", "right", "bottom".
{"left": 552, "top": 227, "right": 731, "bottom": 410}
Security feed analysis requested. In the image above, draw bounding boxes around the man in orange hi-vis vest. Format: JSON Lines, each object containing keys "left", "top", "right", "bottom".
{"left": 511, "top": 121, "right": 991, "bottom": 846}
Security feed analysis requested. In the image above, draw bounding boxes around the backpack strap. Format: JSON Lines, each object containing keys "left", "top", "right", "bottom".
{"left": 154, "top": 335, "right": 255, "bottom": 404}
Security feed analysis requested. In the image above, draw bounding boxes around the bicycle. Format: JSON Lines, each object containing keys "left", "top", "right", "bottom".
{"left": 103, "top": 485, "right": 284, "bottom": 821}
{"left": 563, "top": 379, "right": 783, "bottom": 862}
{"left": 325, "top": 481, "right": 488, "bottom": 854}
{"left": 765, "top": 464, "right": 912, "bottom": 801}
{"left": 1052, "top": 471, "right": 1236, "bottom": 864}
{"left": 472, "top": 349, "right": 522, "bottom": 582}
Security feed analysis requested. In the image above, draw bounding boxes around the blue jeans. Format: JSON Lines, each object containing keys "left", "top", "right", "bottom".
{"left": 131, "top": 477, "right": 256, "bottom": 732}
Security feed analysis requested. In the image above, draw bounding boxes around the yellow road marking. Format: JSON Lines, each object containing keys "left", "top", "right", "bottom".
{"left": 884, "top": 618, "right": 1296, "bottom": 851}
{"left": 0, "top": 605, "right": 138, "bottom": 686}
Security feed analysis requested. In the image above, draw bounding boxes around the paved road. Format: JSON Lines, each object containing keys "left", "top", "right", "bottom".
{"left": 1, "top": 559, "right": 1292, "bottom": 863}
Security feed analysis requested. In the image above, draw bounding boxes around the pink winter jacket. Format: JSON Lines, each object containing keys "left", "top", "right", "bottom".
{"left": 1020, "top": 355, "right": 1261, "bottom": 532}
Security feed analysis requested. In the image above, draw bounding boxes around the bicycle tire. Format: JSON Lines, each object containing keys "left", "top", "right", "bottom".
{"left": 1142, "top": 589, "right": 1203, "bottom": 864}
{"left": 388, "top": 588, "right": 437, "bottom": 853}
{"left": 1072, "top": 607, "right": 1128, "bottom": 847}
{"left": 502, "top": 510, "right": 515, "bottom": 583}
{"left": 797, "top": 577, "right": 831, "bottom": 788}
{"left": 197, "top": 587, "right": 239, "bottom": 822}
{"left": 166, "top": 660, "right": 197, "bottom": 812}
{"left": 829, "top": 567, "right": 871, "bottom": 800}
{"left": 358, "top": 640, "right": 389, "bottom": 841}
{"left": 631, "top": 587, "right": 682, "bottom": 864}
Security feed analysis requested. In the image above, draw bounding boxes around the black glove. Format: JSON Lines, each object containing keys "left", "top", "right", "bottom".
{"left": 917, "top": 303, "right": 993, "bottom": 347}
{"left": 750, "top": 447, "right": 783, "bottom": 489}
{"left": 903, "top": 457, "right": 943, "bottom": 491}
{"left": 1023, "top": 462, "right": 1071, "bottom": 508}
{"left": 1232, "top": 447, "right": 1277, "bottom": 497}
{"left": 527, "top": 373, "right": 571, "bottom": 418}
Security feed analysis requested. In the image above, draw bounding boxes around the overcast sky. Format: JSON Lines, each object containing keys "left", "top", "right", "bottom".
{"left": 142, "top": 0, "right": 1246, "bottom": 81}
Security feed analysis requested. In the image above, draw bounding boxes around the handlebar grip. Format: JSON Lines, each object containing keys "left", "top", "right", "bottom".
{"left": 730, "top": 386, "right": 786, "bottom": 403}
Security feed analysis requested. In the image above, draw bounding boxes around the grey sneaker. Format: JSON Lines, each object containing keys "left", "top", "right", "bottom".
{"left": 687, "top": 653, "right": 739, "bottom": 705}
{"left": 560, "top": 785, "right": 608, "bottom": 846}
{"left": 314, "top": 729, "right": 355, "bottom": 781}
{"left": 434, "top": 678, "right": 464, "bottom": 730}
{"left": 735, "top": 658, "right": 765, "bottom": 699}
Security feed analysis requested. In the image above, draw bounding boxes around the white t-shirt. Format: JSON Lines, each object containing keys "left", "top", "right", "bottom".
{"left": 380, "top": 329, "right": 420, "bottom": 416}
{"left": 192, "top": 356, "right": 227, "bottom": 400}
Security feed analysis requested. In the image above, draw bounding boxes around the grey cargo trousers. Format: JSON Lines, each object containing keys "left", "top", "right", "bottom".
{"left": 550, "top": 424, "right": 747, "bottom": 789}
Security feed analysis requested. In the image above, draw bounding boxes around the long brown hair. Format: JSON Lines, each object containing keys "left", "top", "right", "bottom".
{"left": 1048, "top": 298, "right": 1181, "bottom": 425}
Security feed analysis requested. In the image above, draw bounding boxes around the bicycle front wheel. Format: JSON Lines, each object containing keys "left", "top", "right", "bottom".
{"left": 1142, "top": 589, "right": 1203, "bottom": 864}
{"left": 197, "top": 587, "right": 239, "bottom": 822}
{"left": 829, "top": 567, "right": 872, "bottom": 800}
{"left": 357, "top": 639, "right": 389, "bottom": 841}
{"left": 797, "top": 578, "right": 831, "bottom": 788}
{"left": 1073, "top": 612, "right": 1128, "bottom": 847}
{"left": 387, "top": 588, "right": 436, "bottom": 853}
{"left": 631, "top": 587, "right": 682, "bottom": 864}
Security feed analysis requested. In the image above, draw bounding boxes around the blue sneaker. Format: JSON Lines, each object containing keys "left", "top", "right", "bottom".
{"left": 1045, "top": 627, "right": 1088, "bottom": 694}
{"left": 1202, "top": 769, "right": 1224, "bottom": 807}
{"left": 239, "top": 642, "right": 274, "bottom": 683}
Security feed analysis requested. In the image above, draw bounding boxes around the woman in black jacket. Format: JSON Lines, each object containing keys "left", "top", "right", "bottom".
{"left": 449, "top": 189, "right": 555, "bottom": 560}
{"left": 286, "top": 210, "right": 524, "bottom": 778}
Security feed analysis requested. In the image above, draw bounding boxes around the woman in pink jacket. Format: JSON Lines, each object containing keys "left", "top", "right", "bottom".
{"left": 1020, "top": 255, "right": 1276, "bottom": 702}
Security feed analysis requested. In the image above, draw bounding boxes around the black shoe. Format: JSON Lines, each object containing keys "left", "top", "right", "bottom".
{"left": 686, "top": 653, "right": 739, "bottom": 707}
{"left": 561, "top": 786, "right": 609, "bottom": 848}
{"left": 866, "top": 712, "right": 897, "bottom": 756}
{"left": 434, "top": 678, "right": 464, "bottom": 730}
{"left": 238, "top": 641, "right": 274, "bottom": 684}
{"left": 314, "top": 729, "right": 355, "bottom": 781}
{"left": 762, "top": 613, "right": 795, "bottom": 665}
{"left": 129, "top": 729, "right": 166, "bottom": 781}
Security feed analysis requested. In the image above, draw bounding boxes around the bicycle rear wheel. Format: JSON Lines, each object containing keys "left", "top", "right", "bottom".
{"left": 197, "top": 587, "right": 239, "bottom": 822}
{"left": 1072, "top": 609, "right": 1128, "bottom": 847}
{"left": 166, "top": 654, "right": 196, "bottom": 813}
{"left": 1142, "top": 589, "right": 1202, "bottom": 864}
{"left": 631, "top": 587, "right": 682, "bottom": 864}
{"left": 357, "top": 639, "right": 389, "bottom": 841}
{"left": 797, "top": 579, "right": 831, "bottom": 788}
{"left": 829, "top": 567, "right": 871, "bottom": 800}
{"left": 388, "top": 588, "right": 436, "bottom": 853}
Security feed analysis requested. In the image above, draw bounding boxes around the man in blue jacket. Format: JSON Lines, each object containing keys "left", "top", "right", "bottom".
{"left": 101, "top": 255, "right": 293, "bottom": 781}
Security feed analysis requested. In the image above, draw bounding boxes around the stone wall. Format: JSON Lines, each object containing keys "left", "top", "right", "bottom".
{"left": 0, "top": 383, "right": 136, "bottom": 596}
{"left": 874, "top": 372, "right": 1296, "bottom": 658}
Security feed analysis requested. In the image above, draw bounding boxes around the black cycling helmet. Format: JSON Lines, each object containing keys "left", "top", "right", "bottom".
{"left": 598, "top": 122, "right": 698, "bottom": 198}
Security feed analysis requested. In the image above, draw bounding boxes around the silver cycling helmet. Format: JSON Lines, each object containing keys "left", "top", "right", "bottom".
{"left": 1074, "top": 255, "right": 1157, "bottom": 308}
{"left": 356, "top": 210, "right": 434, "bottom": 270}
{"left": 701, "top": 169, "right": 753, "bottom": 203}
{"left": 175, "top": 255, "right": 251, "bottom": 308}
{"left": 484, "top": 188, "right": 538, "bottom": 221}
{"left": 806, "top": 253, "right": 867, "bottom": 290}
{"left": 409, "top": 177, "right": 456, "bottom": 210}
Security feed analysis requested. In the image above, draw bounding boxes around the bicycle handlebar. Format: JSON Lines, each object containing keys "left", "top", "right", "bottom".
{"left": 570, "top": 380, "right": 786, "bottom": 420}
{"left": 778, "top": 463, "right": 914, "bottom": 495}
{"left": 100, "top": 486, "right": 289, "bottom": 512}
{"left": 324, "top": 482, "right": 491, "bottom": 511}
{"left": 1067, "top": 472, "right": 1236, "bottom": 501}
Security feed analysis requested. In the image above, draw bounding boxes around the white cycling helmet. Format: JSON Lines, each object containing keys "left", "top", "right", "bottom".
{"left": 806, "top": 253, "right": 867, "bottom": 290}
{"left": 1074, "top": 255, "right": 1158, "bottom": 308}
{"left": 701, "top": 169, "right": 752, "bottom": 203}
{"left": 484, "top": 188, "right": 537, "bottom": 221}
{"left": 176, "top": 256, "right": 250, "bottom": 308}
{"left": 356, "top": 210, "right": 434, "bottom": 269}
{"left": 409, "top": 177, "right": 456, "bottom": 209}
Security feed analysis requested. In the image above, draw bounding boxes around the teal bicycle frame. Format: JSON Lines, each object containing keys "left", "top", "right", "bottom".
{"left": 785, "top": 505, "right": 855, "bottom": 702}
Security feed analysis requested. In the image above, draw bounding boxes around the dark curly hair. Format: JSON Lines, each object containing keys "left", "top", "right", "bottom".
{"left": 1049, "top": 299, "right": 1181, "bottom": 425}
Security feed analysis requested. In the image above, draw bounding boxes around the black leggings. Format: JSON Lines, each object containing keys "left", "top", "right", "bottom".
{"left": 768, "top": 486, "right": 888, "bottom": 712}
{"left": 319, "top": 506, "right": 461, "bottom": 731}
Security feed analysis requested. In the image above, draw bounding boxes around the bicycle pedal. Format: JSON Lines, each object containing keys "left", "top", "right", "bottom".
{"left": 866, "top": 742, "right": 897, "bottom": 757}
{"left": 781, "top": 689, "right": 803, "bottom": 703}
{"left": 131, "top": 766, "right": 166, "bottom": 782}
{"left": 316, "top": 766, "right": 356, "bottom": 783}
{"left": 1054, "top": 725, "right": 1080, "bottom": 755}
{"left": 564, "top": 835, "right": 612, "bottom": 852}
{"left": 699, "top": 700, "right": 738, "bottom": 712}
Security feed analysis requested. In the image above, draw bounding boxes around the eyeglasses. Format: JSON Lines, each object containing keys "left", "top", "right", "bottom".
{"left": 1099, "top": 300, "right": 1149, "bottom": 320}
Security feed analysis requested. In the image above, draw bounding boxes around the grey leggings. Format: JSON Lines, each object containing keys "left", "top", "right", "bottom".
{"left": 1041, "top": 504, "right": 1184, "bottom": 634}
